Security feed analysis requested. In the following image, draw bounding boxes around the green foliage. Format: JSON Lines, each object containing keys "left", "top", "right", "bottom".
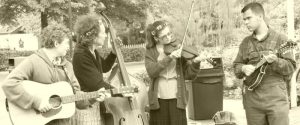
{"left": 94, "top": 0, "right": 148, "bottom": 45}
{"left": 97, "top": 0, "right": 147, "bottom": 24}
{"left": 147, "top": 0, "right": 300, "bottom": 48}
{"left": 133, "top": 71, "right": 151, "bottom": 87}
{"left": 0, "top": 50, "right": 34, "bottom": 71}
{"left": 97, "top": 47, "right": 146, "bottom": 62}
{"left": 123, "top": 23, "right": 146, "bottom": 45}
{"left": 0, "top": 0, "right": 89, "bottom": 26}
{"left": 0, "top": 47, "right": 146, "bottom": 71}
{"left": 0, "top": 49, "right": 72, "bottom": 71}
{"left": 0, "top": 0, "right": 33, "bottom": 26}
{"left": 0, "top": 0, "right": 148, "bottom": 45}
{"left": 121, "top": 47, "right": 145, "bottom": 62}
{"left": 0, "top": 50, "right": 34, "bottom": 58}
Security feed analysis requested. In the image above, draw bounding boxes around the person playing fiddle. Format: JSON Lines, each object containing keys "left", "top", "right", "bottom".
{"left": 145, "top": 20, "right": 204, "bottom": 125}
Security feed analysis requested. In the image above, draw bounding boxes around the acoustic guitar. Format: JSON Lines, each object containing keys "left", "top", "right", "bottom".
{"left": 5, "top": 81, "right": 138, "bottom": 125}
{"left": 244, "top": 41, "right": 297, "bottom": 91}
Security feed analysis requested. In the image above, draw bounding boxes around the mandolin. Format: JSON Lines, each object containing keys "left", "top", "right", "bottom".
{"left": 244, "top": 41, "right": 297, "bottom": 91}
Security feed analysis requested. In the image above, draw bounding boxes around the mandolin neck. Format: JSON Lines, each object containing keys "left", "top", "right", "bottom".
{"left": 254, "top": 50, "right": 279, "bottom": 69}
{"left": 254, "top": 58, "right": 267, "bottom": 69}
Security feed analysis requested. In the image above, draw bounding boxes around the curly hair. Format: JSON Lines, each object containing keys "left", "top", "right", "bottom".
{"left": 145, "top": 20, "right": 171, "bottom": 49}
{"left": 74, "top": 14, "right": 104, "bottom": 46}
{"left": 41, "top": 23, "right": 70, "bottom": 48}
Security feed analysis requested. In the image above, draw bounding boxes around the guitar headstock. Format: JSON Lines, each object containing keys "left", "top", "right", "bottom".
{"left": 278, "top": 40, "right": 297, "bottom": 54}
{"left": 110, "top": 85, "right": 139, "bottom": 96}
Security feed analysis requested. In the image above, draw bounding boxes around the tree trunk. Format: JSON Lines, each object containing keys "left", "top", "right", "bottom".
{"left": 39, "top": 12, "right": 48, "bottom": 48}
{"left": 68, "top": 0, "right": 73, "bottom": 57}
{"left": 41, "top": 12, "right": 48, "bottom": 29}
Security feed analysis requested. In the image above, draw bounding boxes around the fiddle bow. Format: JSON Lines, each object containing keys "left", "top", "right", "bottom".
{"left": 163, "top": 0, "right": 195, "bottom": 58}
{"left": 178, "top": 0, "right": 195, "bottom": 52}
{"left": 163, "top": 0, "right": 217, "bottom": 66}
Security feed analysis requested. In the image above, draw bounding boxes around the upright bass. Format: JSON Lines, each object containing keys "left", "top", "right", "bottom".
{"left": 99, "top": 5, "right": 149, "bottom": 125}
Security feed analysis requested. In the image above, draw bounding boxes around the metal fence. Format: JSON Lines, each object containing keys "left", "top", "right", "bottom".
{"left": 122, "top": 43, "right": 146, "bottom": 49}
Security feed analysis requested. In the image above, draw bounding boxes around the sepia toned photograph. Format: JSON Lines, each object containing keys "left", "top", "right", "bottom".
{"left": 0, "top": 0, "right": 300, "bottom": 125}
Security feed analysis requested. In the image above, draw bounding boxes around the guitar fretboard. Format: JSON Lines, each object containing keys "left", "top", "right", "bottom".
{"left": 61, "top": 91, "right": 100, "bottom": 104}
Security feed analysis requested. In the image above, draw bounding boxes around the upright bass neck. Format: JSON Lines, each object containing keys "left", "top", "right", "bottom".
{"left": 101, "top": 12, "right": 131, "bottom": 86}
{"left": 111, "top": 38, "right": 131, "bottom": 86}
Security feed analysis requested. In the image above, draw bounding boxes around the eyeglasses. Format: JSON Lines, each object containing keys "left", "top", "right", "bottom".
{"left": 158, "top": 32, "right": 172, "bottom": 40}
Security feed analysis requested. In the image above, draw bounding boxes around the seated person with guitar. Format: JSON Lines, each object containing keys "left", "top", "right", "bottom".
{"left": 145, "top": 20, "right": 205, "bottom": 125}
{"left": 233, "top": 2, "right": 296, "bottom": 125}
{"left": 72, "top": 14, "right": 116, "bottom": 125}
{"left": 1, "top": 24, "right": 107, "bottom": 125}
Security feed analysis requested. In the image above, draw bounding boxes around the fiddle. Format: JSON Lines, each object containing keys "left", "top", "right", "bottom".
{"left": 164, "top": 39, "right": 199, "bottom": 59}
{"left": 164, "top": 40, "right": 218, "bottom": 67}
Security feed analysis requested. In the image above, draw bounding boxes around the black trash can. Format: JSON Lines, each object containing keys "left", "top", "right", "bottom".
{"left": 187, "top": 58, "right": 224, "bottom": 120}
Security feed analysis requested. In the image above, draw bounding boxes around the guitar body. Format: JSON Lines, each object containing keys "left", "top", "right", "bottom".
{"left": 7, "top": 81, "right": 75, "bottom": 125}
{"left": 244, "top": 64, "right": 268, "bottom": 90}
{"left": 104, "top": 73, "right": 149, "bottom": 125}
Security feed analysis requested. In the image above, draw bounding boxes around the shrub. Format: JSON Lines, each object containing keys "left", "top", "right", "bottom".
{"left": 133, "top": 70, "right": 151, "bottom": 87}
{"left": 0, "top": 50, "right": 34, "bottom": 71}
{"left": 97, "top": 47, "right": 146, "bottom": 62}
{"left": 0, "top": 47, "right": 146, "bottom": 71}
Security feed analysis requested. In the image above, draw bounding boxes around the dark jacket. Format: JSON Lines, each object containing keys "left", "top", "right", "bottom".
{"left": 72, "top": 44, "right": 116, "bottom": 92}
{"left": 145, "top": 47, "right": 200, "bottom": 110}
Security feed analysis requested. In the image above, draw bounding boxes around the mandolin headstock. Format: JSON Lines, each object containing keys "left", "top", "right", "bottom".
{"left": 278, "top": 40, "right": 297, "bottom": 54}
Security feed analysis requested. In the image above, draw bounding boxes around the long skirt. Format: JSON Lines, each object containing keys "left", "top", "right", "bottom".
{"left": 149, "top": 98, "right": 187, "bottom": 125}
{"left": 70, "top": 102, "right": 104, "bottom": 125}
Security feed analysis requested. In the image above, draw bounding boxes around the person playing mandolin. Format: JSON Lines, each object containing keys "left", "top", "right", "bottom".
{"left": 233, "top": 2, "right": 296, "bottom": 125}
{"left": 145, "top": 20, "right": 205, "bottom": 125}
{"left": 1, "top": 24, "right": 96, "bottom": 125}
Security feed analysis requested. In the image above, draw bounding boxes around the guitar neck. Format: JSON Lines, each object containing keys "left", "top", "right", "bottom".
{"left": 61, "top": 91, "right": 101, "bottom": 104}
{"left": 60, "top": 86, "right": 136, "bottom": 104}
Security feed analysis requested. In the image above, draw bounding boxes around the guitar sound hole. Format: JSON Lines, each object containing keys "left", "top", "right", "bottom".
{"left": 49, "top": 95, "right": 62, "bottom": 109}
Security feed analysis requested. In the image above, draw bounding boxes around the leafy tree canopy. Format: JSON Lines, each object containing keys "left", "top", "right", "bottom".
{"left": 0, "top": 0, "right": 148, "bottom": 29}
{"left": 0, "top": 0, "right": 91, "bottom": 26}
